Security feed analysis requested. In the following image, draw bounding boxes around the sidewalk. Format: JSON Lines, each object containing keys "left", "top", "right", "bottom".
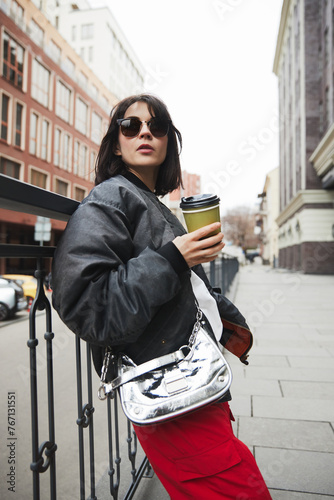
{"left": 132, "top": 264, "right": 334, "bottom": 499}
{"left": 226, "top": 264, "right": 334, "bottom": 499}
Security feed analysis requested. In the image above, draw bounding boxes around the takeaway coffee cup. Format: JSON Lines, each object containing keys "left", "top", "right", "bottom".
{"left": 179, "top": 194, "right": 220, "bottom": 236}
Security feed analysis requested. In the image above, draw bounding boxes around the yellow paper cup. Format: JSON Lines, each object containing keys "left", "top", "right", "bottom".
{"left": 180, "top": 194, "right": 220, "bottom": 237}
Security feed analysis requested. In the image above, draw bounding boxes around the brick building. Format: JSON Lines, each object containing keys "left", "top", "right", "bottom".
{"left": 168, "top": 170, "right": 201, "bottom": 223}
{"left": 273, "top": 0, "right": 334, "bottom": 273}
{"left": 0, "top": 0, "right": 118, "bottom": 274}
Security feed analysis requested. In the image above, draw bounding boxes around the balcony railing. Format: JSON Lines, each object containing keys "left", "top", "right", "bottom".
{"left": 0, "top": 173, "right": 239, "bottom": 499}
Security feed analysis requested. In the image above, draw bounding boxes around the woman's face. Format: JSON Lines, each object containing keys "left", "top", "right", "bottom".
{"left": 115, "top": 101, "right": 168, "bottom": 173}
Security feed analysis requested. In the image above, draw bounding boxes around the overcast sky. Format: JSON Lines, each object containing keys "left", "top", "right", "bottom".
{"left": 90, "top": 0, "right": 284, "bottom": 214}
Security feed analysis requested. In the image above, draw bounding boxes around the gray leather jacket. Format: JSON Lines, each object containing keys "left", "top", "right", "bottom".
{"left": 52, "top": 173, "right": 253, "bottom": 375}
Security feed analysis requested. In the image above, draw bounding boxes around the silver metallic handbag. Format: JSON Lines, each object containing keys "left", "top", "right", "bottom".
{"left": 97, "top": 306, "right": 232, "bottom": 425}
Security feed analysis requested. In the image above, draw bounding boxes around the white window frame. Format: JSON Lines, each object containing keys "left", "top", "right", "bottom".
{"left": 55, "top": 78, "right": 73, "bottom": 124}
{"left": 29, "top": 164, "right": 50, "bottom": 190}
{"left": 41, "top": 118, "right": 51, "bottom": 162}
{"left": 53, "top": 175, "right": 69, "bottom": 197}
{"left": 75, "top": 96, "right": 89, "bottom": 136}
{"left": 91, "top": 111, "right": 102, "bottom": 145}
{"left": 62, "top": 132, "right": 72, "bottom": 172}
{"left": 73, "top": 184, "right": 87, "bottom": 202}
{"left": 29, "top": 110, "right": 40, "bottom": 156}
{"left": 13, "top": 98, "right": 25, "bottom": 149}
{"left": 31, "top": 58, "right": 51, "bottom": 108}
{"left": 0, "top": 153, "right": 23, "bottom": 180}
{"left": 0, "top": 90, "right": 12, "bottom": 144}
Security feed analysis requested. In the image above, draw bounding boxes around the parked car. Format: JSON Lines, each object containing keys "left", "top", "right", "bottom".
{"left": 2, "top": 274, "right": 38, "bottom": 304}
{"left": 0, "top": 277, "right": 28, "bottom": 321}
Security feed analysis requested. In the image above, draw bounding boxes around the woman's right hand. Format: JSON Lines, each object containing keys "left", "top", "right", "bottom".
{"left": 172, "top": 222, "right": 225, "bottom": 268}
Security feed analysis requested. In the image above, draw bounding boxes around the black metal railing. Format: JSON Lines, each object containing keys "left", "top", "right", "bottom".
{"left": 204, "top": 256, "right": 239, "bottom": 296}
{"left": 0, "top": 173, "right": 239, "bottom": 500}
{"left": 0, "top": 174, "right": 152, "bottom": 500}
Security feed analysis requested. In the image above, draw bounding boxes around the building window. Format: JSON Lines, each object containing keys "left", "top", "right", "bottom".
{"left": 74, "top": 186, "right": 86, "bottom": 201}
{"left": 31, "top": 168, "right": 47, "bottom": 189}
{"left": 73, "top": 140, "right": 79, "bottom": 175}
{"left": 30, "top": 19, "right": 44, "bottom": 46}
{"left": 64, "top": 57, "right": 75, "bottom": 75}
{"left": 81, "top": 23, "right": 94, "bottom": 39}
{"left": 88, "top": 46, "right": 93, "bottom": 62}
{"left": 91, "top": 112, "right": 102, "bottom": 145}
{"left": 2, "top": 32, "right": 24, "bottom": 89}
{"left": 41, "top": 119, "right": 50, "bottom": 161}
{"left": 54, "top": 128, "right": 61, "bottom": 167}
{"left": 90, "top": 150, "right": 96, "bottom": 182}
{"left": 0, "top": 156, "right": 20, "bottom": 178}
{"left": 29, "top": 112, "right": 38, "bottom": 155}
{"left": 79, "top": 144, "right": 87, "bottom": 177}
{"left": 75, "top": 97, "right": 88, "bottom": 135}
{"left": 50, "top": 40, "right": 61, "bottom": 62}
{"left": 14, "top": 102, "right": 23, "bottom": 147}
{"left": 78, "top": 72, "right": 88, "bottom": 88}
{"left": 71, "top": 25, "right": 76, "bottom": 41}
{"left": 11, "top": 0, "right": 24, "bottom": 21}
{"left": 55, "top": 178, "right": 68, "bottom": 196}
{"left": 56, "top": 80, "right": 71, "bottom": 122}
{"left": 1, "top": 94, "right": 10, "bottom": 141}
{"left": 31, "top": 59, "right": 50, "bottom": 108}
{"left": 62, "top": 133, "right": 71, "bottom": 171}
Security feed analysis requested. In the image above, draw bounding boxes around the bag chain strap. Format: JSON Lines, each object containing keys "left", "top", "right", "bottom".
{"left": 188, "top": 305, "right": 202, "bottom": 348}
{"left": 98, "top": 348, "right": 114, "bottom": 400}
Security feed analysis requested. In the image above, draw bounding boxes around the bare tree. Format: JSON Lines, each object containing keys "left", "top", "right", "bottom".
{"left": 222, "top": 205, "right": 261, "bottom": 250}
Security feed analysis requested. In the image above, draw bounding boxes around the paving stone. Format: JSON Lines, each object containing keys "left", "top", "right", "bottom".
{"left": 253, "top": 322, "right": 303, "bottom": 330}
{"left": 229, "top": 396, "right": 251, "bottom": 417}
{"left": 269, "top": 489, "right": 334, "bottom": 499}
{"left": 255, "top": 447, "right": 334, "bottom": 495}
{"left": 254, "top": 331, "right": 306, "bottom": 341}
{"left": 247, "top": 345, "right": 331, "bottom": 357}
{"left": 280, "top": 381, "right": 334, "bottom": 400}
{"left": 228, "top": 378, "right": 281, "bottom": 397}
{"left": 317, "top": 327, "right": 334, "bottom": 334}
{"left": 253, "top": 396, "right": 334, "bottom": 421}
{"left": 238, "top": 416, "right": 334, "bottom": 452}
{"left": 288, "top": 356, "right": 334, "bottom": 368}
{"left": 244, "top": 355, "right": 290, "bottom": 367}
{"left": 256, "top": 338, "right": 320, "bottom": 348}
{"left": 246, "top": 366, "right": 334, "bottom": 381}
{"left": 299, "top": 323, "right": 334, "bottom": 330}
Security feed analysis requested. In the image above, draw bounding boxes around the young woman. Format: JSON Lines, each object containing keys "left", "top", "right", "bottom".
{"left": 52, "top": 93, "right": 272, "bottom": 499}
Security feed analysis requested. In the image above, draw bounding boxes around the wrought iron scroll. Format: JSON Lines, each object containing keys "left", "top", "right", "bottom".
{"left": 28, "top": 258, "right": 57, "bottom": 500}
{"left": 75, "top": 336, "right": 97, "bottom": 500}
{"left": 106, "top": 393, "right": 152, "bottom": 500}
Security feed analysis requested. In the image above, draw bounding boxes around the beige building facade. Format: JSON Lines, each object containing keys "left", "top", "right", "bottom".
{"left": 273, "top": 0, "right": 334, "bottom": 274}
{"left": 258, "top": 167, "right": 279, "bottom": 267}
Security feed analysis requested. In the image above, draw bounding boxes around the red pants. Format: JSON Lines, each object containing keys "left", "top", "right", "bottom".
{"left": 134, "top": 402, "right": 272, "bottom": 500}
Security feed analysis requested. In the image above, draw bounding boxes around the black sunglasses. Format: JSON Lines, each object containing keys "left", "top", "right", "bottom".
{"left": 117, "top": 117, "right": 170, "bottom": 138}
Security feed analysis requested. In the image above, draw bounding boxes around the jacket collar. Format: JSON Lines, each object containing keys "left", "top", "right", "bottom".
{"left": 122, "top": 171, "right": 153, "bottom": 194}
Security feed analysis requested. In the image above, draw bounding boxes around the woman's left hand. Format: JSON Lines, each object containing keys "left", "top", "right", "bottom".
{"left": 172, "top": 222, "right": 225, "bottom": 268}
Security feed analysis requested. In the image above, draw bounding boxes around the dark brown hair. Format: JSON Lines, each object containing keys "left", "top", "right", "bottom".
{"left": 94, "top": 94, "right": 183, "bottom": 196}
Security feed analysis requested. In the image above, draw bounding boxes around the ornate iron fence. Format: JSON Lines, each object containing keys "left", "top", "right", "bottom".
{"left": 0, "top": 174, "right": 152, "bottom": 500}
{"left": 0, "top": 173, "right": 239, "bottom": 500}
{"left": 206, "top": 256, "right": 239, "bottom": 296}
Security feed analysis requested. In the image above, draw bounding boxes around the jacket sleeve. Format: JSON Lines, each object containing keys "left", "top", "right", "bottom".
{"left": 193, "top": 264, "right": 253, "bottom": 364}
{"left": 51, "top": 197, "right": 184, "bottom": 347}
